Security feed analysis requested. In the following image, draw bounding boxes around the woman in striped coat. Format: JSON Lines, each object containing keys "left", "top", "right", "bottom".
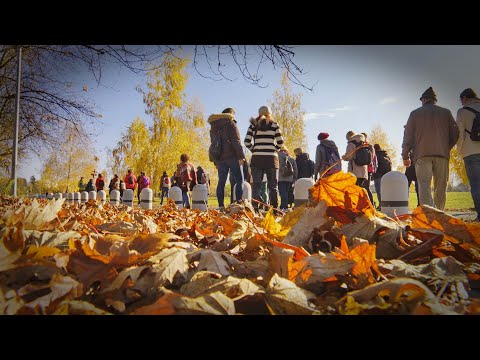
{"left": 244, "top": 105, "right": 284, "bottom": 211}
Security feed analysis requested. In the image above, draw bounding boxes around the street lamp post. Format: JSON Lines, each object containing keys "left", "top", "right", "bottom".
{"left": 11, "top": 46, "right": 21, "bottom": 197}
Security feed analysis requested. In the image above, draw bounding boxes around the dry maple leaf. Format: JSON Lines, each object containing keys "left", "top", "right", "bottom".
{"left": 22, "top": 198, "right": 66, "bottom": 231}
{"left": 18, "top": 273, "right": 83, "bottom": 314}
{"left": 180, "top": 273, "right": 262, "bottom": 300}
{"left": 52, "top": 300, "right": 112, "bottom": 315}
{"left": 188, "top": 249, "right": 241, "bottom": 276}
{"left": 171, "top": 291, "right": 236, "bottom": 315}
{"left": 283, "top": 201, "right": 327, "bottom": 248}
{"left": 66, "top": 244, "right": 118, "bottom": 289}
{"left": 412, "top": 205, "right": 480, "bottom": 245}
{"left": 309, "top": 172, "right": 375, "bottom": 218}
{"left": 129, "top": 233, "right": 181, "bottom": 254}
{"left": 150, "top": 247, "right": 189, "bottom": 286}
{"left": 341, "top": 214, "right": 404, "bottom": 259}
{"left": 262, "top": 206, "right": 306, "bottom": 240}
{"left": 388, "top": 257, "right": 469, "bottom": 300}
{"left": 337, "top": 277, "right": 458, "bottom": 315}
{"left": 131, "top": 291, "right": 181, "bottom": 315}
{"left": 26, "top": 245, "right": 61, "bottom": 259}
{"left": 333, "top": 242, "right": 378, "bottom": 287}
{"left": 265, "top": 274, "right": 318, "bottom": 315}
{"left": 288, "top": 253, "right": 355, "bottom": 286}
{"left": 0, "top": 224, "right": 25, "bottom": 272}
{"left": 101, "top": 265, "right": 149, "bottom": 293}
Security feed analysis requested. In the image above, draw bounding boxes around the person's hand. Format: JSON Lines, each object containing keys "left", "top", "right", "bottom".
{"left": 403, "top": 159, "right": 411, "bottom": 167}
{"left": 239, "top": 159, "right": 245, "bottom": 166}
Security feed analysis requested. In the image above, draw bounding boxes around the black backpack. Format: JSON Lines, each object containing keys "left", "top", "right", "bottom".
{"left": 209, "top": 123, "right": 227, "bottom": 163}
{"left": 350, "top": 140, "right": 373, "bottom": 166}
{"left": 463, "top": 107, "right": 480, "bottom": 141}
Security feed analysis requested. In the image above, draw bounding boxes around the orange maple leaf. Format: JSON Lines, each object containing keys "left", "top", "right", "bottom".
{"left": 309, "top": 172, "right": 375, "bottom": 218}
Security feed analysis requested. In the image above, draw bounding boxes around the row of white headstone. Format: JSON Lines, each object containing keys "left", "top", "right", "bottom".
{"left": 29, "top": 172, "right": 410, "bottom": 216}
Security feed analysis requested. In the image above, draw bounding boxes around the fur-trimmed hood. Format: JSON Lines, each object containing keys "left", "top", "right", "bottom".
{"left": 249, "top": 115, "right": 275, "bottom": 127}
{"left": 350, "top": 133, "right": 366, "bottom": 143}
{"left": 208, "top": 113, "right": 235, "bottom": 124}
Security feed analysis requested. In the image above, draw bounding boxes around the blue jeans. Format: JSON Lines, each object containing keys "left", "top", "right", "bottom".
{"left": 251, "top": 167, "right": 278, "bottom": 209}
{"left": 278, "top": 181, "right": 292, "bottom": 209}
{"left": 217, "top": 158, "right": 243, "bottom": 207}
{"left": 464, "top": 153, "right": 480, "bottom": 217}
{"left": 160, "top": 187, "right": 169, "bottom": 205}
{"left": 182, "top": 191, "right": 190, "bottom": 208}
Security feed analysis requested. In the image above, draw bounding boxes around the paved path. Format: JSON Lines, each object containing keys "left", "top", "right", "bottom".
{"left": 447, "top": 211, "right": 477, "bottom": 221}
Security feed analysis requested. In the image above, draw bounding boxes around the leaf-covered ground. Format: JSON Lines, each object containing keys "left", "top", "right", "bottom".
{"left": 1, "top": 172, "right": 479, "bottom": 315}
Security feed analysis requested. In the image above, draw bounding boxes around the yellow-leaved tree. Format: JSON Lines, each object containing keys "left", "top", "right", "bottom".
{"left": 269, "top": 71, "right": 307, "bottom": 152}
{"left": 39, "top": 126, "right": 99, "bottom": 192}
{"left": 450, "top": 146, "right": 468, "bottom": 185}
{"left": 110, "top": 53, "right": 215, "bottom": 193}
{"left": 369, "top": 125, "right": 398, "bottom": 169}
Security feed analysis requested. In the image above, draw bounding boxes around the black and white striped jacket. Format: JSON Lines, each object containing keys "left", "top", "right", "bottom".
{"left": 244, "top": 116, "right": 284, "bottom": 169}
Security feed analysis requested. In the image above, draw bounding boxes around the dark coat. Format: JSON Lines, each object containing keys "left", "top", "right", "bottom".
{"left": 208, "top": 113, "right": 245, "bottom": 163}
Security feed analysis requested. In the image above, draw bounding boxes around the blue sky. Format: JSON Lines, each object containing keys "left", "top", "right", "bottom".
{"left": 18, "top": 45, "right": 480, "bottom": 179}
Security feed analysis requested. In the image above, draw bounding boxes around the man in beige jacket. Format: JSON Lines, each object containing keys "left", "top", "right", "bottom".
{"left": 401, "top": 87, "right": 459, "bottom": 210}
{"left": 456, "top": 88, "right": 480, "bottom": 221}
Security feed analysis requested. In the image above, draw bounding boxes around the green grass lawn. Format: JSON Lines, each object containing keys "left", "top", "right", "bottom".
{"left": 148, "top": 192, "right": 474, "bottom": 211}
{"left": 372, "top": 192, "right": 474, "bottom": 211}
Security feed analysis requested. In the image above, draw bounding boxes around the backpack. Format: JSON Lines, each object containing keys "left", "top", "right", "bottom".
{"left": 350, "top": 140, "right": 373, "bottom": 166}
{"left": 321, "top": 145, "right": 342, "bottom": 175}
{"left": 281, "top": 157, "right": 294, "bottom": 177}
{"left": 199, "top": 172, "right": 207, "bottom": 184}
{"left": 376, "top": 151, "right": 392, "bottom": 176}
{"left": 142, "top": 176, "right": 150, "bottom": 187}
{"left": 178, "top": 163, "right": 193, "bottom": 185}
{"left": 97, "top": 179, "right": 104, "bottom": 189}
{"left": 127, "top": 174, "right": 134, "bottom": 185}
{"left": 463, "top": 107, "right": 480, "bottom": 141}
{"left": 209, "top": 123, "right": 227, "bottom": 163}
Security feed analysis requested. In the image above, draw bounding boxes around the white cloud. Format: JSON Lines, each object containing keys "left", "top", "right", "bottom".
{"left": 304, "top": 112, "right": 335, "bottom": 121}
{"left": 329, "top": 106, "right": 352, "bottom": 112}
{"left": 380, "top": 97, "right": 397, "bottom": 105}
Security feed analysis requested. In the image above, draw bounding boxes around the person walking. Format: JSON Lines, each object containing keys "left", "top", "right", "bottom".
{"left": 244, "top": 105, "right": 284, "bottom": 213}
{"left": 95, "top": 174, "right": 105, "bottom": 191}
{"left": 160, "top": 171, "right": 171, "bottom": 205}
{"left": 405, "top": 152, "right": 420, "bottom": 208}
{"left": 278, "top": 145, "right": 298, "bottom": 211}
{"left": 401, "top": 87, "right": 459, "bottom": 210}
{"left": 294, "top": 148, "right": 314, "bottom": 179}
{"left": 78, "top": 177, "right": 85, "bottom": 192}
{"left": 314, "top": 132, "right": 341, "bottom": 179}
{"left": 456, "top": 88, "right": 480, "bottom": 221}
{"left": 108, "top": 174, "right": 120, "bottom": 195}
{"left": 342, "top": 131, "right": 369, "bottom": 196}
{"left": 208, "top": 107, "right": 245, "bottom": 210}
{"left": 124, "top": 169, "right": 137, "bottom": 196}
{"left": 175, "top": 154, "right": 197, "bottom": 209}
{"left": 372, "top": 144, "right": 392, "bottom": 207}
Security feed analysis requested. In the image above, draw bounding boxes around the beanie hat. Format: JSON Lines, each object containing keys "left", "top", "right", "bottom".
{"left": 420, "top": 87, "right": 437, "bottom": 100}
{"left": 460, "top": 88, "right": 479, "bottom": 99}
{"left": 317, "top": 132, "right": 329, "bottom": 140}
{"left": 258, "top": 105, "right": 272, "bottom": 116}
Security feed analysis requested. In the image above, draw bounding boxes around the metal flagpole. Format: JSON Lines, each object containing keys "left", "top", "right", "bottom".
{"left": 11, "top": 46, "right": 22, "bottom": 197}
